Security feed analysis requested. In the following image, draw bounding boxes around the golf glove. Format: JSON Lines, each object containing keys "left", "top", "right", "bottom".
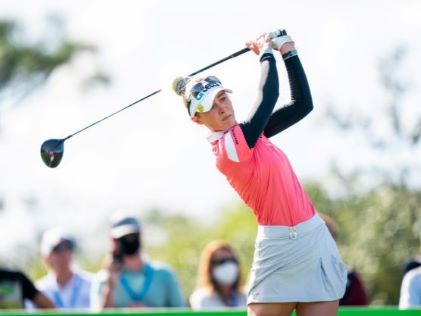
{"left": 268, "top": 29, "right": 293, "bottom": 50}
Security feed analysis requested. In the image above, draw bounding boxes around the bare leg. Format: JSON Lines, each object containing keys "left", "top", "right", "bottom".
{"left": 296, "top": 300, "right": 339, "bottom": 316}
{"left": 248, "top": 302, "right": 296, "bottom": 316}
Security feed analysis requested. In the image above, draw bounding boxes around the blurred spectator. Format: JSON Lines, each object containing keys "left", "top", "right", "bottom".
{"left": 404, "top": 255, "right": 421, "bottom": 274}
{"left": 320, "top": 214, "right": 369, "bottom": 306}
{"left": 91, "top": 212, "right": 184, "bottom": 309}
{"left": 33, "top": 228, "right": 92, "bottom": 310}
{"left": 399, "top": 266, "right": 421, "bottom": 309}
{"left": 0, "top": 268, "right": 54, "bottom": 309}
{"left": 190, "top": 240, "right": 246, "bottom": 310}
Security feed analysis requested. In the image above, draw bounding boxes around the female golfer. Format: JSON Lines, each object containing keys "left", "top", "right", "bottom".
{"left": 173, "top": 30, "right": 347, "bottom": 316}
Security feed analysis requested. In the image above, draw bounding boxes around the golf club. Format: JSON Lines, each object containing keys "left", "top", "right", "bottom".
{"left": 40, "top": 29, "right": 287, "bottom": 168}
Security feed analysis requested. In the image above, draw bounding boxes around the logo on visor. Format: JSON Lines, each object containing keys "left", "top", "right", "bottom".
{"left": 201, "top": 82, "right": 220, "bottom": 93}
{"left": 194, "top": 91, "right": 205, "bottom": 101}
{"left": 191, "top": 79, "right": 221, "bottom": 101}
{"left": 197, "top": 104, "right": 204, "bottom": 113}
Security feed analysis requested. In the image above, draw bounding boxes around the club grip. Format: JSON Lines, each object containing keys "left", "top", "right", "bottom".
{"left": 268, "top": 29, "right": 287, "bottom": 39}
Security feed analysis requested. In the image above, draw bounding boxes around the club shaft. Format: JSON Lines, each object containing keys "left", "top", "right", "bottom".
{"left": 63, "top": 89, "right": 162, "bottom": 141}
{"left": 189, "top": 47, "right": 250, "bottom": 76}
{"left": 63, "top": 47, "right": 251, "bottom": 141}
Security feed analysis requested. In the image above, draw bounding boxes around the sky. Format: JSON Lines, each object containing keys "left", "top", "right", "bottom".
{"left": 0, "top": 0, "right": 420, "bottom": 261}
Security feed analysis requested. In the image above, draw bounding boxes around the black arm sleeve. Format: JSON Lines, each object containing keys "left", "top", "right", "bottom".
{"left": 263, "top": 55, "right": 313, "bottom": 138}
{"left": 239, "top": 52, "right": 279, "bottom": 148}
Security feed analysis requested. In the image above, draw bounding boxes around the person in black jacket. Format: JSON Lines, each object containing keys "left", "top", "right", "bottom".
{"left": 0, "top": 268, "right": 54, "bottom": 309}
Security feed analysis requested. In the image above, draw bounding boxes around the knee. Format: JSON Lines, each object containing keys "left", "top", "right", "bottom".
{"left": 248, "top": 303, "right": 267, "bottom": 316}
{"left": 248, "top": 303, "right": 296, "bottom": 316}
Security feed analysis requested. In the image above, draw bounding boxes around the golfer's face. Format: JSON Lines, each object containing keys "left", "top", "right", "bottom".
{"left": 197, "top": 91, "right": 236, "bottom": 131}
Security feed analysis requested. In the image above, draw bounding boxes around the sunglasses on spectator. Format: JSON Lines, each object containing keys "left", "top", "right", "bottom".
{"left": 211, "top": 257, "right": 238, "bottom": 266}
{"left": 52, "top": 241, "right": 74, "bottom": 253}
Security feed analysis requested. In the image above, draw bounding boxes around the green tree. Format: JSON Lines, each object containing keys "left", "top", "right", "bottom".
{"left": 325, "top": 45, "right": 420, "bottom": 187}
{"left": 0, "top": 17, "right": 108, "bottom": 109}
{"left": 0, "top": 16, "right": 108, "bottom": 269}
{"left": 133, "top": 205, "right": 256, "bottom": 301}
{"left": 318, "top": 46, "right": 421, "bottom": 304}
{"left": 305, "top": 181, "right": 421, "bottom": 304}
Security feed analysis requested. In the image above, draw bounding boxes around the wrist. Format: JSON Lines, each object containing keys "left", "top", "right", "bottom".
{"left": 282, "top": 49, "right": 298, "bottom": 61}
{"left": 259, "top": 47, "right": 273, "bottom": 59}
{"left": 279, "top": 42, "right": 295, "bottom": 55}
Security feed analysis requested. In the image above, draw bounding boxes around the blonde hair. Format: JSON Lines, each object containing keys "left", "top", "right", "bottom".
{"left": 196, "top": 240, "right": 242, "bottom": 293}
{"left": 172, "top": 76, "right": 203, "bottom": 109}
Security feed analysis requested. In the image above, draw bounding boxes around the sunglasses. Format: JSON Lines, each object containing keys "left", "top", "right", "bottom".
{"left": 211, "top": 257, "right": 238, "bottom": 266}
{"left": 187, "top": 76, "right": 222, "bottom": 115}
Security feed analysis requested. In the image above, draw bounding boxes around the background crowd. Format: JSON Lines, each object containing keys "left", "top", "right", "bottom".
{"left": 1, "top": 212, "right": 420, "bottom": 310}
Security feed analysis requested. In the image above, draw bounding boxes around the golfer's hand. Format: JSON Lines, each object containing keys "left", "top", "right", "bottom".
{"left": 269, "top": 29, "right": 295, "bottom": 54}
{"left": 246, "top": 33, "right": 272, "bottom": 55}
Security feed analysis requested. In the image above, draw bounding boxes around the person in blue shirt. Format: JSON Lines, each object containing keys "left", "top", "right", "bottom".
{"left": 91, "top": 212, "right": 185, "bottom": 309}
{"left": 400, "top": 265, "right": 421, "bottom": 309}
{"left": 34, "top": 228, "right": 92, "bottom": 310}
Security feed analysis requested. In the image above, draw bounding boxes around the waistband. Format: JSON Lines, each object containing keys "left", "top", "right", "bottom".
{"left": 257, "top": 214, "right": 325, "bottom": 240}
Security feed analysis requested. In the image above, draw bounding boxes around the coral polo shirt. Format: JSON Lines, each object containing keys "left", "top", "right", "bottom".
{"left": 208, "top": 124, "right": 315, "bottom": 226}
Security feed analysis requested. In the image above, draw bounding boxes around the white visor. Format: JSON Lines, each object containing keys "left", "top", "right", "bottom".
{"left": 187, "top": 76, "right": 232, "bottom": 117}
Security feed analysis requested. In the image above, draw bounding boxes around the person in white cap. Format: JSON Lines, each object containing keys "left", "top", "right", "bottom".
{"left": 90, "top": 212, "right": 185, "bottom": 309}
{"left": 33, "top": 228, "right": 92, "bottom": 310}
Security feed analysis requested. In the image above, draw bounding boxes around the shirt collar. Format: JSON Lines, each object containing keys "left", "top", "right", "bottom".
{"left": 206, "top": 131, "right": 225, "bottom": 143}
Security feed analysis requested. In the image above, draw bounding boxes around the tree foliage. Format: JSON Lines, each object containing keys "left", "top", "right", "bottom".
{"left": 138, "top": 206, "right": 256, "bottom": 300}
{"left": 305, "top": 181, "right": 421, "bottom": 304}
{"left": 324, "top": 45, "right": 421, "bottom": 186}
{"left": 134, "top": 182, "right": 420, "bottom": 305}
{"left": 0, "top": 18, "right": 107, "bottom": 108}
{"left": 318, "top": 45, "right": 421, "bottom": 304}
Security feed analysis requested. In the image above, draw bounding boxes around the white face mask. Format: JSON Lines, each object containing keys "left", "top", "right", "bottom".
{"left": 212, "top": 262, "right": 239, "bottom": 285}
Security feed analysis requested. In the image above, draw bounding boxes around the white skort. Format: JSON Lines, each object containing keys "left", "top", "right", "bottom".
{"left": 247, "top": 214, "right": 347, "bottom": 304}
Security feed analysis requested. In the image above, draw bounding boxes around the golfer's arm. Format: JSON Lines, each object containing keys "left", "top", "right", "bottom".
{"left": 263, "top": 55, "right": 313, "bottom": 138}
{"left": 240, "top": 52, "right": 279, "bottom": 148}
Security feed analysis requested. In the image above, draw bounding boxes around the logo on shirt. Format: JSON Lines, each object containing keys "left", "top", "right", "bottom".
{"left": 231, "top": 129, "right": 239, "bottom": 145}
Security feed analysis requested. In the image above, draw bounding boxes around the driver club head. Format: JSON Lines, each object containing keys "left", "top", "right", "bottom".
{"left": 40, "top": 139, "right": 65, "bottom": 168}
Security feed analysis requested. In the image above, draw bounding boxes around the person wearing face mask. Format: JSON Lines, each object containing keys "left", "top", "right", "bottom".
{"left": 190, "top": 241, "right": 247, "bottom": 310}
{"left": 90, "top": 212, "right": 185, "bottom": 309}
